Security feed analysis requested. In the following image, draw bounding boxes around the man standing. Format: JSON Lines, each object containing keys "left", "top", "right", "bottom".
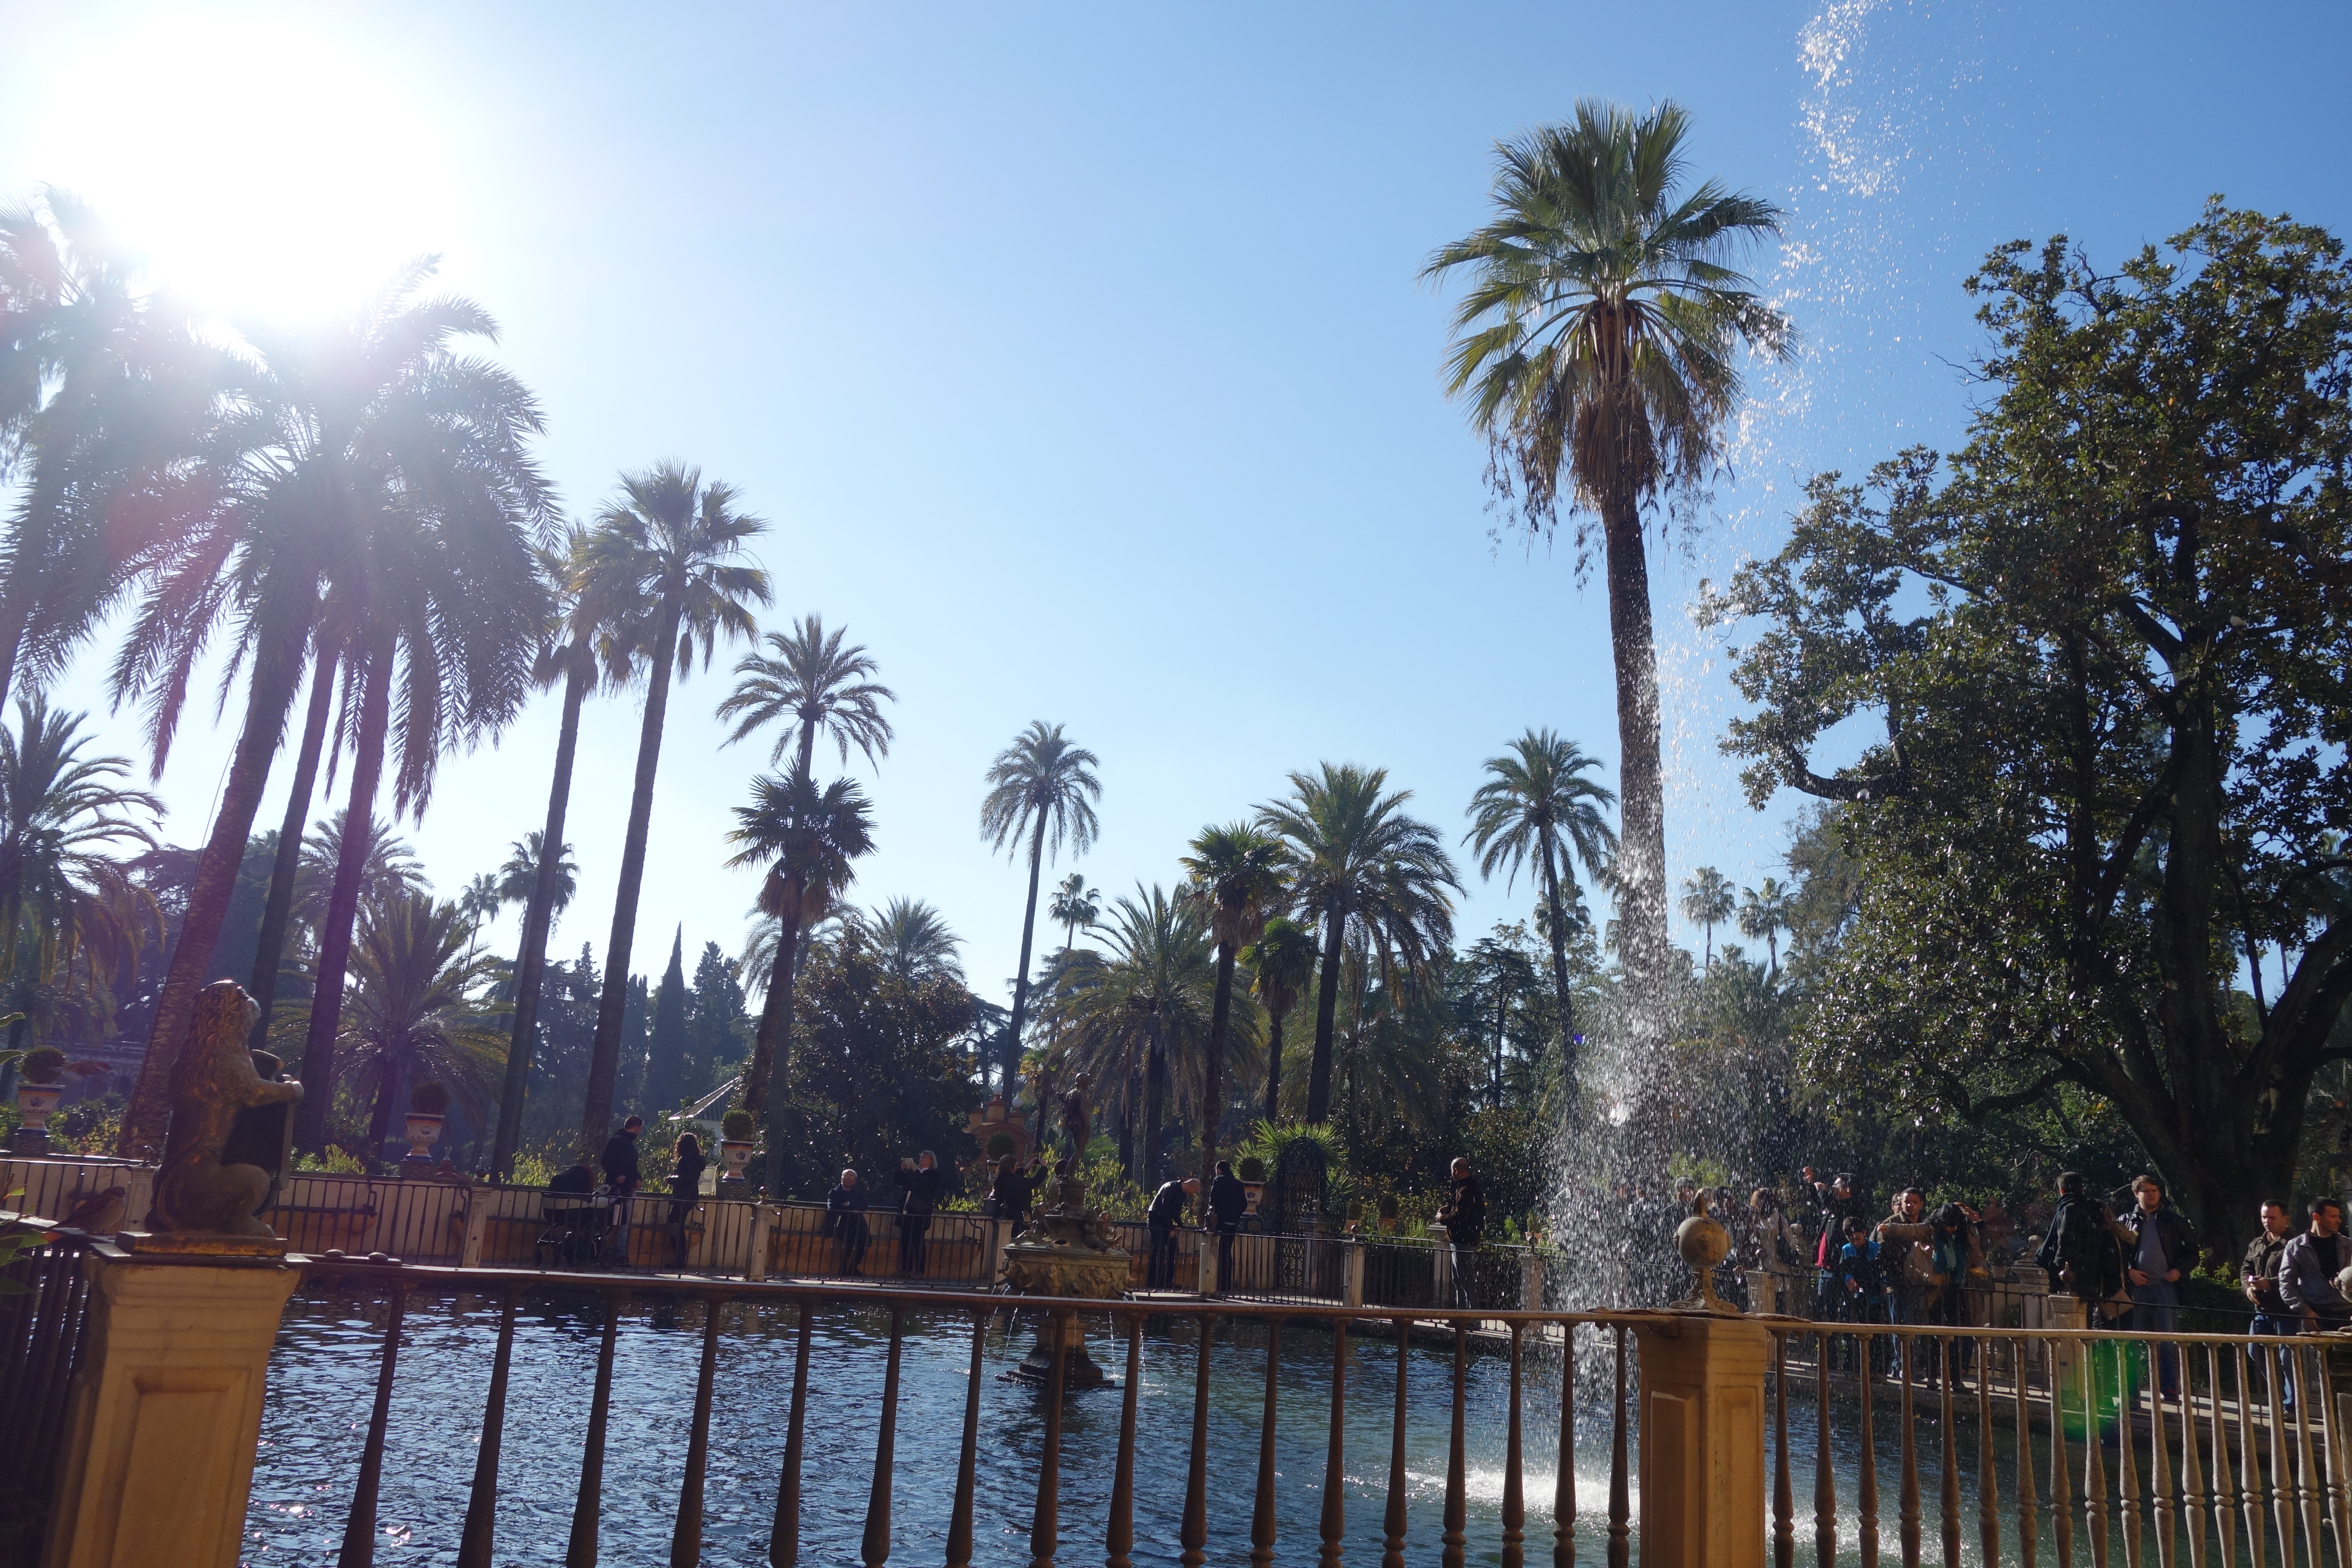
{"left": 2119, "top": 1174, "right": 2196, "bottom": 1397}
{"left": 2245, "top": 1199, "right": 2297, "bottom": 1410}
{"left": 1439, "top": 1158, "right": 1487, "bottom": 1311}
{"left": 894, "top": 1151, "right": 940, "bottom": 1276}
{"left": 827, "top": 1167, "right": 869, "bottom": 1277}
{"left": 2035, "top": 1171, "right": 2124, "bottom": 1314}
{"left": 1812, "top": 1174, "right": 1863, "bottom": 1321}
{"left": 599, "top": 1115, "right": 644, "bottom": 1267}
{"left": 1874, "top": 1188, "right": 1933, "bottom": 1326}
{"left": 2280, "top": 1197, "right": 2352, "bottom": 1331}
{"left": 1207, "top": 1160, "right": 1247, "bottom": 1295}
{"left": 1146, "top": 1176, "right": 1200, "bottom": 1289}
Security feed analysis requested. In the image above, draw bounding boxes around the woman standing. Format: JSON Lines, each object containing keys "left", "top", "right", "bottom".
{"left": 668, "top": 1133, "right": 708, "bottom": 1269}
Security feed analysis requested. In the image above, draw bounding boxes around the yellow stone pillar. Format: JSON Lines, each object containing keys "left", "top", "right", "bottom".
{"left": 1631, "top": 1311, "right": 1770, "bottom": 1568}
{"left": 43, "top": 1253, "right": 299, "bottom": 1568}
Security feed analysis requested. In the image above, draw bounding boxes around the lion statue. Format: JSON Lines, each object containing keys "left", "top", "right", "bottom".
{"left": 151, "top": 981, "right": 303, "bottom": 1237}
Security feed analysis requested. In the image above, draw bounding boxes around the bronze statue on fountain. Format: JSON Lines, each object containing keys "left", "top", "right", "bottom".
{"left": 1001, "top": 1072, "right": 1129, "bottom": 1386}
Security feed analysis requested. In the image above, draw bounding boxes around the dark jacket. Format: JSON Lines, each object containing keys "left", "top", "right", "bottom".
{"left": 827, "top": 1182, "right": 868, "bottom": 1237}
{"left": 1147, "top": 1180, "right": 1190, "bottom": 1229}
{"left": 2036, "top": 1193, "right": 2124, "bottom": 1302}
{"left": 1442, "top": 1175, "right": 1487, "bottom": 1246}
{"left": 2118, "top": 1205, "right": 2197, "bottom": 1283}
{"left": 599, "top": 1131, "right": 641, "bottom": 1194}
{"left": 895, "top": 1163, "right": 940, "bottom": 1216}
{"left": 2245, "top": 1228, "right": 2292, "bottom": 1315}
{"left": 671, "top": 1148, "right": 707, "bottom": 1197}
{"left": 991, "top": 1164, "right": 1044, "bottom": 1221}
{"left": 1813, "top": 1186, "right": 1864, "bottom": 1269}
{"left": 2280, "top": 1230, "right": 2352, "bottom": 1316}
{"left": 1208, "top": 1173, "right": 1247, "bottom": 1230}
{"left": 549, "top": 1163, "right": 596, "bottom": 1196}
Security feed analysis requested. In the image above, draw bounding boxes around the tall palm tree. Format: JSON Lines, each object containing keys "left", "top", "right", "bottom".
{"left": 725, "top": 771, "right": 875, "bottom": 1192}
{"left": 1426, "top": 101, "right": 1789, "bottom": 1051}
{"left": 1240, "top": 915, "right": 1317, "bottom": 1121}
{"left": 575, "top": 463, "right": 770, "bottom": 1140}
{"left": 1047, "top": 872, "right": 1100, "bottom": 955}
{"left": 291, "top": 809, "right": 425, "bottom": 933}
{"left": 1464, "top": 729, "right": 1617, "bottom": 1094}
{"left": 1680, "top": 866, "right": 1737, "bottom": 969}
{"left": 1178, "top": 822, "right": 1288, "bottom": 1202}
{"left": 1258, "top": 764, "right": 1458, "bottom": 1122}
{"left": 979, "top": 722, "right": 1101, "bottom": 1094}
{"left": 337, "top": 892, "right": 505, "bottom": 1158}
{"left": 457, "top": 874, "right": 502, "bottom": 958}
{"left": 1041, "top": 884, "right": 1224, "bottom": 1186}
{"left": 243, "top": 631, "right": 341, "bottom": 1052}
{"left": 112, "top": 260, "right": 554, "bottom": 1156}
{"left": 489, "top": 526, "right": 615, "bottom": 1176}
{"left": 715, "top": 613, "right": 896, "bottom": 781}
{"left": 1738, "top": 877, "right": 1796, "bottom": 979}
{"left": 852, "top": 897, "right": 963, "bottom": 985}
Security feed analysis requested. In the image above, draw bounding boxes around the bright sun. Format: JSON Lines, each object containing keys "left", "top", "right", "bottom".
{"left": 25, "top": 14, "right": 459, "bottom": 327}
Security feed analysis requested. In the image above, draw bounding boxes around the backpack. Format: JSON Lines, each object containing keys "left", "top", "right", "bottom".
{"left": 2053, "top": 1197, "right": 2120, "bottom": 1300}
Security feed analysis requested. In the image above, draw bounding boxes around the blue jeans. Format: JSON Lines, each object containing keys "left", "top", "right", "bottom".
{"left": 2252, "top": 1313, "right": 2299, "bottom": 1412}
{"left": 2128, "top": 1284, "right": 2180, "bottom": 1395}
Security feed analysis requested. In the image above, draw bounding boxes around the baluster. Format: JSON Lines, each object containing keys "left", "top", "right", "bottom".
{"left": 1774, "top": 1331, "right": 1794, "bottom": 1568}
{"left": 457, "top": 1291, "right": 519, "bottom": 1568}
{"left": 862, "top": 1306, "right": 905, "bottom": 1566}
{"left": 2050, "top": 1337, "right": 2074, "bottom": 1568}
{"left": 2118, "top": 1345, "right": 2143, "bottom": 1568}
{"left": 2291, "top": 1343, "right": 2325, "bottom": 1566}
{"left": 1609, "top": 1323, "right": 1630, "bottom": 1568}
{"left": 2086, "top": 1336, "right": 2112, "bottom": 1568}
{"left": 2149, "top": 1336, "right": 2176, "bottom": 1568}
{"left": 1976, "top": 1335, "right": 2000, "bottom": 1568}
{"left": 1861, "top": 1331, "right": 1881, "bottom": 1568}
{"left": 670, "top": 1296, "right": 725, "bottom": 1568}
{"left": 1183, "top": 1314, "right": 1213, "bottom": 1568}
{"left": 2015, "top": 1336, "right": 2039, "bottom": 1568}
{"left": 336, "top": 1283, "right": 408, "bottom": 1568}
{"left": 2233, "top": 1343, "right": 2263, "bottom": 1568}
{"left": 1250, "top": 1319, "right": 1282, "bottom": 1568}
{"left": 2180, "top": 1344, "right": 2211, "bottom": 1568}
{"left": 1502, "top": 1323, "right": 1525, "bottom": 1568}
{"left": 1322, "top": 1320, "right": 1349, "bottom": 1568}
{"left": 1104, "top": 1314, "right": 1141, "bottom": 1568}
{"left": 1027, "top": 1310, "right": 1070, "bottom": 1568}
{"left": 1562, "top": 1322, "right": 1582, "bottom": 1568}
{"left": 1896, "top": 1334, "right": 1916, "bottom": 1568}
{"left": 951, "top": 1311, "right": 992, "bottom": 1568}
{"left": 2265, "top": 1332, "right": 2293, "bottom": 1564}
{"left": 768, "top": 1301, "right": 815, "bottom": 1568}
{"left": 1443, "top": 1323, "right": 1469, "bottom": 1568}
{"left": 2318, "top": 1373, "right": 2351, "bottom": 1568}
{"left": 1939, "top": 1336, "right": 1960, "bottom": 1566}
{"left": 564, "top": 1294, "right": 621, "bottom": 1568}
{"left": 1816, "top": 1330, "right": 1838, "bottom": 1568}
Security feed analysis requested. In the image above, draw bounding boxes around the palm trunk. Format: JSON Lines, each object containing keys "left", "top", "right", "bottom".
{"left": 1261, "top": 1004, "right": 1285, "bottom": 1122}
{"left": 1143, "top": 1029, "right": 1165, "bottom": 1186}
{"left": 1600, "top": 490, "right": 1670, "bottom": 1052}
{"left": 1493, "top": 982, "right": 1508, "bottom": 1108}
{"left": 1305, "top": 904, "right": 1346, "bottom": 1121}
{"left": 0, "top": 592, "right": 27, "bottom": 727}
{"left": 754, "top": 894, "right": 805, "bottom": 1198}
{"left": 490, "top": 638, "right": 592, "bottom": 1178}
{"left": 1537, "top": 832, "right": 1580, "bottom": 1097}
{"left": 1197, "top": 943, "right": 1237, "bottom": 1216}
{"left": 247, "top": 639, "right": 339, "bottom": 1053}
{"left": 582, "top": 604, "right": 681, "bottom": 1141}
{"left": 1116, "top": 1095, "right": 1133, "bottom": 1177}
{"left": 1002, "top": 815, "right": 1047, "bottom": 1093}
{"left": 796, "top": 720, "right": 816, "bottom": 782}
{"left": 364, "top": 1054, "right": 402, "bottom": 1155}
{"left": 117, "top": 622, "right": 305, "bottom": 1159}
{"left": 292, "top": 632, "right": 392, "bottom": 1155}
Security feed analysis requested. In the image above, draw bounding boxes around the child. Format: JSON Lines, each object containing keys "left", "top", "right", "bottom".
{"left": 1835, "top": 1216, "right": 1889, "bottom": 1373}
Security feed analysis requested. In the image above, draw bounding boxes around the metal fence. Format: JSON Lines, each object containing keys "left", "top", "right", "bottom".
{"left": 0, "top": 1222, "right": 99, "bottom": 1557}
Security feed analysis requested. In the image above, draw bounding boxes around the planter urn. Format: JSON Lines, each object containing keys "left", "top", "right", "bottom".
{"left": 12, "top": 1081, "right": 63, "bottom": 1156}
{"left": 400, "top": 1112, "right": 444, "bottom": 1175}
{"left": 717, "top": 1138, "right": 756, "bottom": 1194}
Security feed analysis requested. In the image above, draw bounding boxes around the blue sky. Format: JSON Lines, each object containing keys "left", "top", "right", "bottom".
{"left": 3, "top": 2, "right": 2346, "bottom": 1010}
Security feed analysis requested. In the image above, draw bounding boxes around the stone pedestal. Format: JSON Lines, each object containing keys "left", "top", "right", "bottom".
{"left": 1631, "top": 1312, "right": 1770, "bottom": 1568}
{"left": 43, "top": 1252, "right": 299, "bottom": 1568}
{"left": 1001, "top": 1242, "right": 1127, "bottom": 1390}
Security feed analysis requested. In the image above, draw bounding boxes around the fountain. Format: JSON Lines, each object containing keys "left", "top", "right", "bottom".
{"left": 999, "top": 1072, "right": 1127, "bottom": 1387}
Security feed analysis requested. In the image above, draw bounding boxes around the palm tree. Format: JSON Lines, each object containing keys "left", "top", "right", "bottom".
{"left": 111, "top": 259, "right": 554, "bottom": 1156}
{"left": 852, "top": 897, "right": 963, "bottom": 985}
{"left": 1240, "top": 915, "right": 1317, "bottom": 1121}
{"left": 457, "top": 874, "right": 502, "bottom": 959}
{"left": 575, "top": 463, "right": 770, "bottom": 1139}
{"left": 715, "top": 613, "right": 896, "bottom": 781}
{"left": 1738, "top": 877, "right": 1796, "bottom": 979}
{"left": 1047, "top": 872, "right": 1101, "bottom": 954}
{"left": 1041, "top": 884, "right": 1223, "bottom": 1186}
{"left": 1178, "top": 822, "right": 1288, "bottom": 1202}
{"left": 1426, "top": 101, "right": 1789, "bottom": 1052}
{"left": 1463, "top": 729, "right": 1617, "bottom": 1095}
{"left": 979, "top": 722, "right": 1102, "bottom": 1094}
{"left": 1258, "top": 764, "right": 1458, "bottom": 1122}
{"left": 490, "top": 525, "right": 614, "bottom": 1176}
{"left": 1680, "top": 866, "right": 1737, "bottom": 969}
{"left": 337, "top": 893, "right": 506, "bottom": 1158}
{"left": 291, "top": 811, "right": 425, "bottom": 934}
{"left": 243, "top": 634, "right": 342, "bottom": 1053}
{"left": 725, "top": 771, "right": 875, "bottom": 1193}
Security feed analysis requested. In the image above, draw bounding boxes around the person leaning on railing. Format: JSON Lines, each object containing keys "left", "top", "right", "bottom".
{"left": 2278, "top": 1195, "right": 2352, "bottom": 1332}
{"left": 1145, "top": 1176, "right": 1198, "bottom": 1290}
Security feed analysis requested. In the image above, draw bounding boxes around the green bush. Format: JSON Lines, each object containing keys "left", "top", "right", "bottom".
{"left": 407, "top": 1081, "right": 451, "bottom": 1116}
{"left": 20, "top": 1046, "right": 65, "bottom": 1085}
{"left": 1237, "top": 1156, "right": 1266, "bottom": 1182}
{"left": 986, "top": 1131, "right": 1016, "bottom": 1159}
{"left": 720, "top": 1108, "right": 757, "bottom": 1141}
{"left": 1377, "top": 1191, "right": 1400, "bottom": 1220}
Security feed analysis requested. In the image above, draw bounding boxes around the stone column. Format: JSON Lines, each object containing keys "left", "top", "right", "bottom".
{"left": 44, "top": 1252, "right": 300, "bottom": 1568}
{"left": 1343, "top": 1239, "right": 1366, "bottom": 1311}
{"left": 747, "top": 1203, "right": 773, "bottom": 1281}
{"left": 1194, "top": 1229, "right": 1219, "bottom": 1296}
{"left": 459, "top": 1193, "right": 489, "bottom": 1270}
{"left": 1629, "top": 1312, "right": 1770, "bottom": 1568}
{"left": 1430, "top": 1222, "right": 1452, "bottom": 1308}
{"left": 1521, "top": 1248, "right": 1545, "bottom": 1311}
{"left": 989, "top": 1218, "right": 1012, "bottom": 1287}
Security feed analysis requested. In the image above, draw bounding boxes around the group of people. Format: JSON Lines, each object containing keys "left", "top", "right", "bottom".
{"left": 548, "top": 1115, "right": 706, "bottom": 1268}
{"left": 822, "top": 1152, "right": 943, "bottom": 1277}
